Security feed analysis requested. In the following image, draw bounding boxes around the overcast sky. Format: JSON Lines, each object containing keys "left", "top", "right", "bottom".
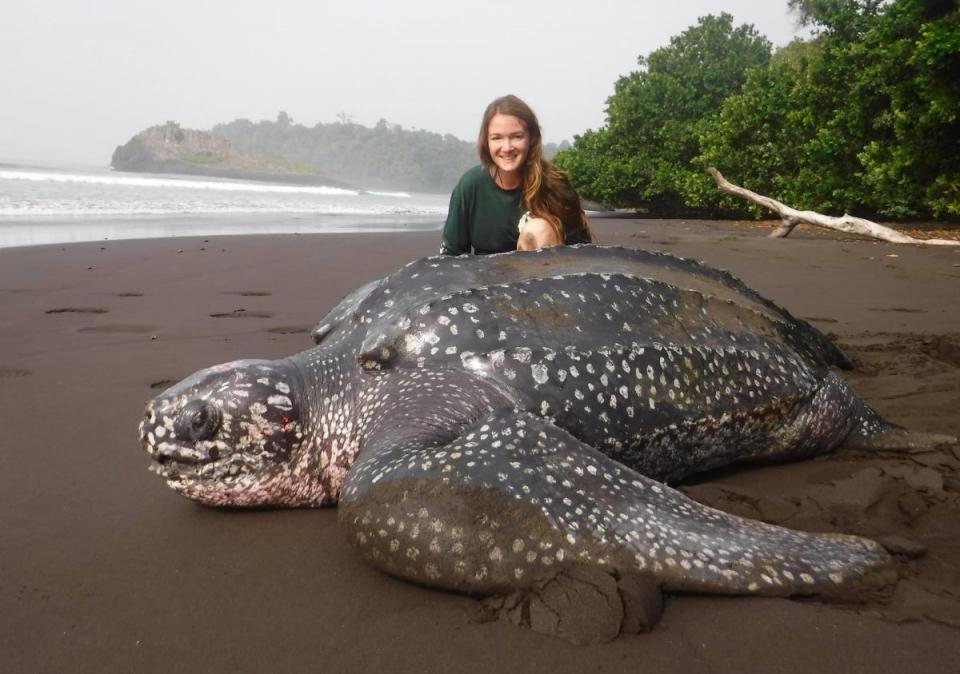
{"left": 0, "top": 1, "right": 806, "bottom": 166}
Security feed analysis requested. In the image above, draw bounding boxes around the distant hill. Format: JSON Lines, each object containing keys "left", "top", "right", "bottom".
{"left": 110, "top": 122, "right": 355, "bottom": 188}
{"left": 213, "top": 113, "right": 475, "bottom": 193}
{"left": 113, "top": 115, "right": 571, "bottom": 193}
{"left": 215, "top": 113, "right": 570, "bottom": 194}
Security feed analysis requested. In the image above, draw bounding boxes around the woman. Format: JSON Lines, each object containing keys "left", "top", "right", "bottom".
{"left": 441, "top": 95, "right": 593, "bottom": 255}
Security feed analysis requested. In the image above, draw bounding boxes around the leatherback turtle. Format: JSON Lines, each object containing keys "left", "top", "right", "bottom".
{"left": 140, "top": 246, "right": 939, "bottom": 611}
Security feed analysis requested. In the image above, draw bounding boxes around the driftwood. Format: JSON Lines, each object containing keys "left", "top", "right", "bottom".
{"left": 707, "top": 167, "right": 959, "bottom": 246}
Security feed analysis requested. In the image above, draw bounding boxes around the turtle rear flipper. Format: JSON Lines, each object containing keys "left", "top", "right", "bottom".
{"left": 339, "top": 408, "right": 894, "bottom": 604}
{"left": 843, "top": 400, "right": 958, "bottom": 452}
{"left": 844, "top": 426, "right": 958, "bottom": 452}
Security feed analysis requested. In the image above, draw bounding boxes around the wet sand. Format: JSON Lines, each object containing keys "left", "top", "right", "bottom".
{"left": 1, "top": 217, "right": 959, "bottom": 672}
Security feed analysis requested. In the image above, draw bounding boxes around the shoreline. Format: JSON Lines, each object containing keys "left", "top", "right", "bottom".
{"left": 2, "top": 219, "right": 959, "bottom": 672}
{"left": 0, "top": 212, "right": 446, "bottom": 250}
{"left": 4, "top": 211, "right": 956, "bottom": 251}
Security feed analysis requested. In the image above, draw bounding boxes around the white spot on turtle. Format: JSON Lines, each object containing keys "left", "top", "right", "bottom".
{"left": 531, "top": 364, "right": 549, "bottom": 384}
{"left": 267, "top": 395, "right": 292, "bottom": 410}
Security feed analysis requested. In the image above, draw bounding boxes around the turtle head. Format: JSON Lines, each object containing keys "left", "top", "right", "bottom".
{"left": 139, "top": 358, "right": 320, "bottom": 507}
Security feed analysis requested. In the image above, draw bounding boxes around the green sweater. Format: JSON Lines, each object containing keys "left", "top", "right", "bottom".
{"left": 440, "top": 165, "right": 591, "bottom": 255}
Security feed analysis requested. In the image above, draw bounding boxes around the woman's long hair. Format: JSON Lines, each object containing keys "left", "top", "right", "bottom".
{"left": 478, "top": 95, "right": 593, "bottom": 243}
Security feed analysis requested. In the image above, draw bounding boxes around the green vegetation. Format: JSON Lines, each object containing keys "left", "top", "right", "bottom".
{"left": 179, "top": 150, "right": 226, "bottom": 166}
{"left": 555, "top": 1, "right": 960, "bottom": 219}
{"left": 111, "top": 121, "right": 349, "bottom": 185}
{"left": 555, "top": 13, "right": 771, "bottom": 213}
{"left": 213, "top": 115, "right": 568, "bottom": 194}
{"left": 213, "top": 115, "right": 476, "bottom": 193}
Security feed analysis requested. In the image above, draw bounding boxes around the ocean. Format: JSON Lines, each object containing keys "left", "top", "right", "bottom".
{"left": 0, "top": 161, "right": 448, "bottom": 248}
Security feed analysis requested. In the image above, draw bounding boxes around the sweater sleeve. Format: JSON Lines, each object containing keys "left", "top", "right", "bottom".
{"left": 440, "top": 179, "right": 471, "bottom": 255}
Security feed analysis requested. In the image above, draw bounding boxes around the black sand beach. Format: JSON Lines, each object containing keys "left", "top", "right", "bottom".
{"left": 2, "top": 217, "right": 959, "bottom": 672}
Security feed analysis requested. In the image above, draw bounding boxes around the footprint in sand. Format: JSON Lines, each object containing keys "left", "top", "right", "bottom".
{"left": 45, "top": 307, "right": 109, "bottom": 314}
{"left": 268, "top": 325, "right": 311, "bottom": 335}
{"left": 223, "top": 291, "right": 272, "bottom": 297}
{"left": 0, "top": 368, "right": 32, "bottom": 379}
{"left": 210, "top": 309, "right": 275, "bottom": 319}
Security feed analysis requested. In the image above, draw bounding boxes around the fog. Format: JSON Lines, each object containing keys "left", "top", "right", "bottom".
{"left": 0, "top": 1, "right": 805, "bottom": 166}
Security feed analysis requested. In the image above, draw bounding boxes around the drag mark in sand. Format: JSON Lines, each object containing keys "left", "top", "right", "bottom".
{"left": 268, "top": 325, "right": 311, "bottom": 335}
{"left": 930, "top": 336, "right": 960, "bottom": 368}
{"left": 223, "top": 291, "right": 272, "bottom": 297}
{"left": 45, "top": 307, "right": 109, "bottom": 314}
{"left": 0, "top": 368, "right": 31, "bottom": 379}
{"left": 149, "top": 379, "right": 178, "bottom": 390}
{"left": 210, "top": 309, "right": 274, "bottom": 319}
{"left": 854, "top": 333, "right": 960, "bottom": 369}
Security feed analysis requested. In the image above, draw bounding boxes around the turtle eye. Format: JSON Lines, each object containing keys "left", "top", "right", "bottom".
{"left": 175, "top": 400, "right": 221, "bottom": 442}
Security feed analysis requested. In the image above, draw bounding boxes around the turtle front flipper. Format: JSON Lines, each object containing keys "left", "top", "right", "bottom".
{"left": 339, "top": 409, "right": 895, "bottom": 603}
{"left": 311, "top": 279, "right": 382, "bottom": 346}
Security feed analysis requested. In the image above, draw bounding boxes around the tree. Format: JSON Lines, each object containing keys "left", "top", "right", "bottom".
{"left": 700, "top": 0, "right": 960, "bottom": 218}
{"left": 854, "top": 0, "right": 960, "bottom": 217}
{"left": 696, "top": 39, "right": 843, "bottom": 214}
{"left": 555, "top": 13, "right": 771, "bottom": 211}
{"left": 787, "top": 0, "right": 887, "bottom": 31}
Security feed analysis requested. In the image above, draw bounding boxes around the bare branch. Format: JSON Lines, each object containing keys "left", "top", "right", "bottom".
{"left": 707, "top": 168, "right": 958, "bottom": 246}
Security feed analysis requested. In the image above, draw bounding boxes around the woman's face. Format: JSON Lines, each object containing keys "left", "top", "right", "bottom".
{"left": 487, "top": 113, "right": 530, "bottom": 176}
